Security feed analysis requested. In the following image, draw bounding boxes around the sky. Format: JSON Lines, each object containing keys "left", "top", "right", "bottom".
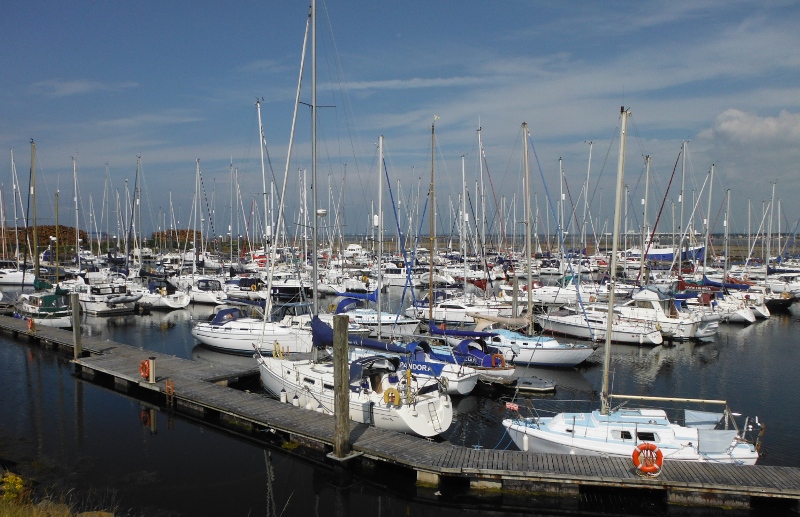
{"left": 2, "top": 1, "right": 800, "bottom": 249}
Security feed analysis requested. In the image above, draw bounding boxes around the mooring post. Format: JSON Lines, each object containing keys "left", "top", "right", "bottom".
{"left": 148, "top": 356, "right": 156, "bottom": 383}
{"left": 71, "top": 293, "right": 81, "bottom": 359}
{"left": 332, "top": 314, "right": 350, "bottom": 458}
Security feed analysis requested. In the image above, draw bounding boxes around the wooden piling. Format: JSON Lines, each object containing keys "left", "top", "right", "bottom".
{"left": 332, "top": 314, "right": 350, "bottom": 459}
{"left": 71, "top": 293, "right": 81, "bottom": 360}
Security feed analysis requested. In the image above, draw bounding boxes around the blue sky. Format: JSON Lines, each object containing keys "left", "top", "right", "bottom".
{"left": 2, "top": 1, "right": 799, "bottom": 248}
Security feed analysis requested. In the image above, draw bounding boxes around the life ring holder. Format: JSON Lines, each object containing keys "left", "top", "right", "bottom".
{"left": 631, "top": 442, "right": 663, "bottom": 476}
{"left": 383, "top": 387, "right": 402, "bottom": 406}
{"left": 139, "top": 360, "right": 150, "bottom": 380}
{"left": 491, "top": 353, "right": 506, "bottom": 368}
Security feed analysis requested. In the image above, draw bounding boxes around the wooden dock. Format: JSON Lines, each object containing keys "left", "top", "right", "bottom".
{"left": 1, "top": 314, "right": 798, "bottom": 512}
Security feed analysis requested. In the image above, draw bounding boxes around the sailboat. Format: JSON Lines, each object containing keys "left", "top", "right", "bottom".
{"left": 255, "top": 3, "right": 453, "bottom": 437}
{"left": 503, "top": 109, "right": 764, "bottom": 465}
{"left": 14, "top": 141, "right": 72, "bottom": 328}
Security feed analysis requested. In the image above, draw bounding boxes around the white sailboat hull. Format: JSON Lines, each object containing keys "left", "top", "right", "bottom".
{"left": 192, "top": 319, "right": 313, "bottom": 355}
{"left": 258, "top": 356, "right": 453, "bottom": 437}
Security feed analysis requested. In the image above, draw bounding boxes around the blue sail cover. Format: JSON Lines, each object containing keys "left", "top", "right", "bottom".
{"left": 701, "top": 275, "right": 750, "bottom": 291}
{"left": 310, "top": 315, "right": 406, "bottom": 353}
{"left": 310, "top": 317, "right": 444, "bottom": 375}
{"left": 333, "top": 288, "right": 378, "bottom": 303}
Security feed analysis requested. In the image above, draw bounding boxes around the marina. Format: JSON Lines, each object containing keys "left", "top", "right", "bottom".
{"left": 1, "top": 302, "right": 799, "bottom": 515}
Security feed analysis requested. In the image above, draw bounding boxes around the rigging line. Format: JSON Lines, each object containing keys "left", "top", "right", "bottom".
{"left": 405, "top": 194, "right": 430, "bottom": 307}
{"left": 527, "top": 129, "right": 595, "bottom": 340}
{"left": 382, "top": 154, "right": 413, "bottom": 319}
{"left": 635, "top": 149, "right": 682, "bottom": 283}
{"left": 464, "top": 188, "right": 497, "bottom": 294}
{"left": 197, "top": 167, "right": 217, "bottom": 239}
{"left": 479, "top": 137, "right": 508, "bottom": 250}
{"left": 587, "top": 124, "right": 619, "bottom": 210}
{"left": 560, "top": 163, "right": 583, "bottom": 243}
{"left": 319, "top": 0, "right": 368, "bottom": 204}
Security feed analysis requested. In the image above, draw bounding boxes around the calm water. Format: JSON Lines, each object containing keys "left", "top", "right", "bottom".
{"left": 0, "top": 289, "right": 797, "bottom": 516}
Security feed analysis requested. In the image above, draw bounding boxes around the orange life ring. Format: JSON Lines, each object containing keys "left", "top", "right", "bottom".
{"left": 491, "top": 353, "right": 506, "bottom": 368}
{"left": 140, "top": 408, "right": 151, "bottom": 427}
{"left": 139, "top": 360, "right": 150, "bottom": 380}
{"left": 27, "top": 318, "right": 35, "bottom": 331}
{"left": 631, "top": 442, "right": 663, "bottom": 474}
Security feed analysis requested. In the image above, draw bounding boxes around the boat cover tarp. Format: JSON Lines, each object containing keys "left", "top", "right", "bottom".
{"left": 698, "top": 429, "right": 739, "bottom": 454}
{"left": 429, "top": 324, "right": 496, "bottom": 339}
{"left": 684, "top": 409, "right": 724, "bottom": 429}
{"left": 467, "top": 312, "right": 529, "bottom": 332}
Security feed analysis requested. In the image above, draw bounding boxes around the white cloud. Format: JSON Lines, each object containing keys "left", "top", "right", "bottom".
{"left": 30, "top": 79, "right": 138, "bottom": 98}
{"left": 98, "top": 111, "right": 205, "bottom": 129}
{"left": 700, "top": 109, "right": 800, "bottom": 144}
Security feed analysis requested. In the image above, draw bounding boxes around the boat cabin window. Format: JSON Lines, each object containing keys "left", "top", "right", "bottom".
{"left": 612, "top": 430, "right": 658, "bottom": 441}
{"left": 302, "top": 377, "right": 315, "bottom": 385}
{"left": 323, "top": 383, "right": 333, "bottom": 391}
{"left": 638, "top": 431, "right": 656, "bottom": 442}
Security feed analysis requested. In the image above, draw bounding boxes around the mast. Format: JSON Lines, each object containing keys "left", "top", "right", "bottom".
{"left": 600, "top": 107, "right": 629, "bottom": 415}
{"left": 522, "top": 122, "right": 533, "bottom": 334}
{"left": 376, "top": 135, "right": 384, "bottom": 340}
{"left": 428, "top": 118, "right": 436, "bottom": 323}
{"left": 678, "top": 141, "right": 687, "bottom": 270}
{"left": 55, "top": 190, "right": 59, "bottom": 284}
{"left": 256, "top": 99, "right": 270, "bottom": 250}
{"left": 639, "top": 155, "right": 650, "bottom": 282}
{"left": 702, "top": 165, "right": 714, "bottom": 274}
{"left": 73, "top": 157, "right": 80, "bottom": 270}
{"left": 723, "top": 189, "right": 730, "bottom": 280}
{"left": 461, "top": 155, "right": 467, "bottom": 297}
{"left": 11, "top": 150, "right": 20, "bottom": 262}
{"left": 263, "top": 5, "right": 310, "bottom": 320}
{"left": 31, "top": 140, "right": 39, "bottom": 286}
{"left": 311, "top": 0, "right": 319, "bottom": 315}
{"left": 582, "top": 142, "right": 593, "bottom": 258}
{"left": 478, "top": 127, "right": 485, "bottom": 253}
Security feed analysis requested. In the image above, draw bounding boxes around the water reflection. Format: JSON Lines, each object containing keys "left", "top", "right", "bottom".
{"left": 1, "top": 290, "right": 799, "bottom": 515}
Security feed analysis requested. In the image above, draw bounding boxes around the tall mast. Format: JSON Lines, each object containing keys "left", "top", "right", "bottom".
{"left": 478, "top": 127, "right": 485, "bottom": 253}
{"left": 582, "top": 142, "right": 593, "bottom": 258}
{"left": 702, "top": 165, "right": 714, "bottom": 274}
{"left": 461, "top": 155, "right": 467, "bottom": 297}
{"left": 723, "top": 189, "right": 730, "bottom": 281}
{"left": 639, "top": 155, "right": 650, "bottom": 282}
{"left": 678, "top": 141, "right": 687, "bottom": 268}
{"left": 429, "top": 119, "right": 435, "bottom": 323}
{"left": 256, "top": 99, "right": 270, "bottom": 248}
{"left": 31, "top": 140, "right": 39, "bottom": 284}
{"left": 311, "top": 0, "right": 319, "bottom": 315}
{"left": 11, "top": 150, "right": 20, "bottom": 261}
{"left": 601, "top": 107, "right": 629, "bottom": 415}
{"left": 73, "top": 157, "right": 80, "bottom": 269}
{"left": 522, "top": 123, "right": 533, "bottom": 334}
{"left": 376, "top": 135, "right": 383, "bottom": 340}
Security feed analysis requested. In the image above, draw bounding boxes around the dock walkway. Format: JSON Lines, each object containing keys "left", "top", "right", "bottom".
{"left": 1, "top": 314, "right": 797, "bottom": 511}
